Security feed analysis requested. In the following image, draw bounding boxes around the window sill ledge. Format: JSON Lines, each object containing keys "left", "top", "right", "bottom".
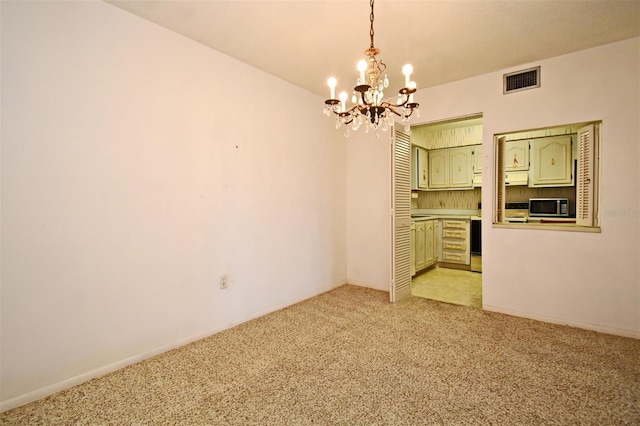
{"left": 492, "top": 223, "right": 601, "bottom": 233}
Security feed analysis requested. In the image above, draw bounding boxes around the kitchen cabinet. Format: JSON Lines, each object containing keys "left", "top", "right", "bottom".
{"left": 413, "top": 220, "right": 437, "bottom": 273}
{"left": 440, "top": 219, "right": 470, "bottom": 265}
{"left": 473, "top": 145, "right": 483, "bottom": 174}
{"left": 449, "top": 147, "right": 474, "bottom": 188}
{"left": 415, "top": 222, "right": 426, "bottom": 271}
{"left": 412, "top": 146, "right": 428, "bottom": 190}
{"left": 410, "top": 223, "right": 416, "bottom": 276}
{"left": 505, "top": 140, "right": 529, "bottom": 171}
{"left": 505, "top": 171, "right": 528, "bottom": 186}
{"left": 530, "top": 136, "right": 573, "bottom": 187}
{"left": 428, "top": 150, "right": 449, "bottom": 189}
{"left": 472, "top": 145, "right": 482, "bottom": 187}
{"left": 428, "top": 146, "right": 473, "bottom": 189}
{"left": 502, "top": 141, "right": 530, "bottom": 185}
{"left": 425, "top": 220, "right": 436, "bottom": 266}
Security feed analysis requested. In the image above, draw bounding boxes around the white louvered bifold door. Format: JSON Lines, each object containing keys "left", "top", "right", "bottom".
{"left": 577, "top": 124, "right": 597, "bottom": 226}
{"left": 391, "top": 127, "right": 412, "bottom": 303}
{"left": 494, "top": 136, "right": 506, "bottom": 223}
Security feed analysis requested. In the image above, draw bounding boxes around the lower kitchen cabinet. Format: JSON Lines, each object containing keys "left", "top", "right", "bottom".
{"left": 413, "top": 220, "right": 437, "bottom": 274}
{"left": 441, "top": 219, "right": 470, "bottom": 265}
{"left": 415, "top": 222, "right": 426, "bottom": 271}
{"left": 410, "top": 223, "right": 416, "bottom": 276}
{"left": 425, "top": 221, "right": 436, "bottom": 265}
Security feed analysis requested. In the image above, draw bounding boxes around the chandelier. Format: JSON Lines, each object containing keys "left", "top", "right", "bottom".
{"left": 323, "top": 0, "right": 419, "bottom": 137}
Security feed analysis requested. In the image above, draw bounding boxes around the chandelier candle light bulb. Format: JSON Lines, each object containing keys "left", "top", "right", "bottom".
{"left": 402, "top": 64, "right": 413, "bottom": 88}
{"left": 328, "top": 77, "right": 337, "bottom": 100}
{"left": 323, "top": 0, "right": 419, "bottom": 137}
{"left": 358, "top": 60, "right": 368, "bottom": 84}
{"left": 408, "top": 81, "right": 416, "bottom": 103}
{"left": 339, "top": 92, "right": 348, "bottom": 112}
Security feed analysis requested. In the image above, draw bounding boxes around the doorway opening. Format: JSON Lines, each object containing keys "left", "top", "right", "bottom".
{"left": 405, "top": 115, "right": 483, "bottom": 307}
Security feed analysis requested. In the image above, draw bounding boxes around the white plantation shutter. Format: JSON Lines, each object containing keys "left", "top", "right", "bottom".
{"left": 577, "top": 124, "right": 598, "bottom": 226}
{"left": 495, "top": 137, "right": 506, "bottom": 223}
{"left": 391, "top": 127, "right": 412, "bottom": 302}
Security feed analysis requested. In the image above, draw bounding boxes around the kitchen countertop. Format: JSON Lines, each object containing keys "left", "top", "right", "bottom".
{"left": 412, "top": 215, "right": 475, "bottom": 221}
{"left": 411, "top": 209, "right": 481, "bottom": 222}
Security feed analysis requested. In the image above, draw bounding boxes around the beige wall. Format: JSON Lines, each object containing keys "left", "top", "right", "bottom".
{"left": 1, "top": 1, "right": 347, "bottom": 409}
{"left": 345, "top": 130, "right": 392, "bottom": 291}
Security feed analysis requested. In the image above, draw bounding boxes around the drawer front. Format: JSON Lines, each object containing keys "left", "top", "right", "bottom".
{"left": 442, "top": 241, "right": 465, "bottom": 251}
{"left": 443, "top": 229, "right": 466, "bottom": 239}
{"left": 442, "top": 220, "right": 466, "bottom": 230}
{"left": 442, "top": 252, "right": 466, "bottom": 263}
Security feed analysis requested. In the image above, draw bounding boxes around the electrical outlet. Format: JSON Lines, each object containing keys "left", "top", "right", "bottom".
{"left": 220, "top": 275, "right": 228, "bottom": 289}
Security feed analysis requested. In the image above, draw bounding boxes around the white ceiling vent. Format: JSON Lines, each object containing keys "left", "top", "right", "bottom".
{"left": 503, "top": 66, "right": 540, "bottom": 94}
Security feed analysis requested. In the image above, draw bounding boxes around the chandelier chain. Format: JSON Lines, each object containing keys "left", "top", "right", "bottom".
{"left": 369, "top": 0, "right": 375, "bottom": 49}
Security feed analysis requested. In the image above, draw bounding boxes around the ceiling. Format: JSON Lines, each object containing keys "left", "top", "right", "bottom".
{"left": 107, "top": 1, "right": 640, "bottom": 99}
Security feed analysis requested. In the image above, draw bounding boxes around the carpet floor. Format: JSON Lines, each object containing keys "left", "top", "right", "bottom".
{"left": 2, "top": 285, "right": 639, "bottom": 425}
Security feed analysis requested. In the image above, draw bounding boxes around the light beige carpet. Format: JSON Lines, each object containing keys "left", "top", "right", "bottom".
{"left": 2, "top": 285, "right": 639, "bottom": 425}
{"left": 412, "top": 266, "right": 482, "bottom": 308}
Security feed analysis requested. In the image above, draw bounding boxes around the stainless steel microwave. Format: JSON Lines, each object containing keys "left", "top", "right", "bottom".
{"left": 529, "top": 198, "right": 569, "bottom": 217}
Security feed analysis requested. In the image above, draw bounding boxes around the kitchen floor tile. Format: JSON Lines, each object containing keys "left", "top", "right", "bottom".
{"left": 411, "top": 267, "right": 482, "bottom": 308}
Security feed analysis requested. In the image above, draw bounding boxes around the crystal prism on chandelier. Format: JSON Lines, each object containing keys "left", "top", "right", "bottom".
{"left": 323, "top": 0, "right": 419, "bottom": 137}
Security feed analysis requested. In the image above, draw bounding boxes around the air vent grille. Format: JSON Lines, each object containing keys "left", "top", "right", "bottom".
{"left": 503, "top": 66, "right": 540, "bottom": 94}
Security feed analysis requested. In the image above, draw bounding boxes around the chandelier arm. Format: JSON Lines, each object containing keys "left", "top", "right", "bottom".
{"left": 381, "top": 97, "right": 410, "bottom": 109}
{"left": 384, "top": 106, "right": 402, "bottom": 117}
{"left": 380, "top": 86, "right": 418, "bottom": 108}
{"left": 330, "top": 104, "right": 360, "bottom": 118}
{"left": 403, "top": 109, "right": 415, "bottom": 119}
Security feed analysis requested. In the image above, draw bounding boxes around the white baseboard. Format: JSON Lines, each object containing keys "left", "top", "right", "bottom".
{"left": 346, "top": 280, "right": 388, "bottom": 292}
{"left": 1, "top": 282, "right": 345, "bottom": 413}
{"left": 1, "top": 354, "right": 142, "bottom": 413}
{"left": 483, "top": 304, "right": 640, "bottom": 339}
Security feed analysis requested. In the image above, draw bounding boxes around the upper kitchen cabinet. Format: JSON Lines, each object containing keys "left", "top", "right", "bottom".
{"left": 472, "top": 145, "right": 482, "bottom": 187}
{"left": 505, "top": 140, "right": 529, "bottom": 171}
{"left": 530, "top": 135, "right": 574, "bottom": 187}
{"left": 411, "top": 115, "right": 482, "bottom": 191}
{"left": 428, "top": 149, "right": 449, "bottom": 189}
{"left": 473, "top": 145, "right": 483, "bottom": 174}
{"left": 428, "top": 146, "right": 474, "bottom": 189}
{"left": 411, "top": 146, "right": 429, "bottom": 190}
{"left": 504, "top": 141, "right": 529, "bottom": 186}
{"left": 449, "top": 146, "right": 474, "bottom": 188}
